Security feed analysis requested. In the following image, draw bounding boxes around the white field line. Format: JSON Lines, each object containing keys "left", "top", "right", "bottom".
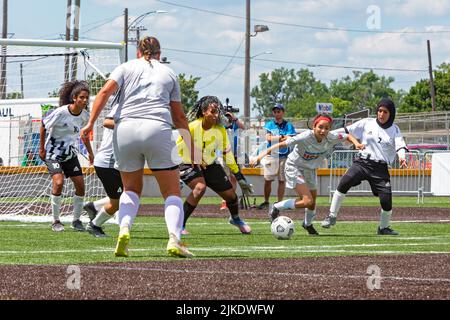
{"left": 2, "top": 219, "right": 450, "bottom": 229}
{"left": 1, "top": 242, "right": 450, "bottom": 255}
{"left": 81, "top": 265, "right": 450, "bottom": 284}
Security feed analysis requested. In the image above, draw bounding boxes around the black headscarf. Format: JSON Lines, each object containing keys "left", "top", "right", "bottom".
{"left": 376, "top": 97, "right": 396, "bottom": 129}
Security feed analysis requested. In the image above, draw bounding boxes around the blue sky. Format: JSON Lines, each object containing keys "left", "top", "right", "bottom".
{"left": 4, "top": 0, "right": 450, "bottom": 116}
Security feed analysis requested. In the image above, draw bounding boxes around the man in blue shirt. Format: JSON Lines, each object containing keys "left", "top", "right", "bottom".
{"left": 258, "top": 103, "right": 296, "bottom": 209}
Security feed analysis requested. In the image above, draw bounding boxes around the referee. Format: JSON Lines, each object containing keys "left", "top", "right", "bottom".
{"left": 321, "top": 98, "right": 408, "bottom": 235}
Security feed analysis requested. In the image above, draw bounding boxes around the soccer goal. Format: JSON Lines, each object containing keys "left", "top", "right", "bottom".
{"left": 0, "top": 38, "right": 124, "bottom": 222}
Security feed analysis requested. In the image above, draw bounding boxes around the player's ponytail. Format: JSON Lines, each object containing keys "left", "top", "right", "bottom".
{"left": 138, "top": 36, "right": 161, "bottom": 64}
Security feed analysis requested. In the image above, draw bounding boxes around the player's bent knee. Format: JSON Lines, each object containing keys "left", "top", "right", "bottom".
{"left": 379, "top": 193, "right": 392, "bottom": 211}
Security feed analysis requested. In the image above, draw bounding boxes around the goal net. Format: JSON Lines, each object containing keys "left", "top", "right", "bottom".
{"left": 0, "top": 38, "right": 124, "bottom": 222}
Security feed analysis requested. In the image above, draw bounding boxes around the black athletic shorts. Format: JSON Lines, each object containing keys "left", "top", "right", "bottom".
{"left": 180, "top": 163, "right": 233, "bottom": 193}
{"left": 94, "top": 166, "right": 123, "bottom": 199}
{"left": 343, "top": 158, "right": 392, "bottom": 196}
{"left": 45, "top": 157, "right": 83, "bottom": 178}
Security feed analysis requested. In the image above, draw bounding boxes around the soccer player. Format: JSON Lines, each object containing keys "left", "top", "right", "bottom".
{"left": 81, "top": 36, "right": 195, "bottom": 258}
{"left": 321, "top": 98, "right": 408, "bottom": 235}
{"left": 39, "top": 80, "right": 94, "bottom": 232}
{"left": 83, "top": 107, "right": 122, "bottom": 238}
{"left": 251, "top": 115, "right": 364, "bottom": 235}
{"left": 177, "top": 96, "right": 253, "bottom": 235}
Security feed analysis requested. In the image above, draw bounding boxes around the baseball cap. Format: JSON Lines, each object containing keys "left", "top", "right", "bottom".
{"left": 272, "top": 103, "right": 285, "bottom": 111}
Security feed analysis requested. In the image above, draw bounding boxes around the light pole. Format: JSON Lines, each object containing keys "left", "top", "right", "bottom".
{"left": 251, "top": 51, "right": 272, "bottom": 59}
{"left": 124, "top": 10, "right": 167, "bottom": 61}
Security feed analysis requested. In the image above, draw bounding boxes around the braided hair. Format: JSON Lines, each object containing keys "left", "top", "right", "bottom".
{"left": 58, "top": 80, "right": 90, "bottom": 107}
{"left": 187, "top": 96, "right": 224, "bottom": 122}
{"left": 138, "top": 36, "right": 161, "bottom": 65}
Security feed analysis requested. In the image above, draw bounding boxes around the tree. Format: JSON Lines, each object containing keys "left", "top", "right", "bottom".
{"left": 399, "top": 63, "right": 450, "bottom": 113}
{"left": 329, "top": 70, "right": 399, "bottom": 115}
{"left": 6, "top": 92, "right": 23, "bottom": 99}
{"left": 251, "top": 68, "right": 329, "bottom": 117}
{"left": 178, "top": 73, "right": 200, "bottom": 113}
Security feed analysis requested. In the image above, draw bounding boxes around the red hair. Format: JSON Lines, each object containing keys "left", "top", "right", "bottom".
{"left": 313, "top": 115, "right": 333, "bottom": 127}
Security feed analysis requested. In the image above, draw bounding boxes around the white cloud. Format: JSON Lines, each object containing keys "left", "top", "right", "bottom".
{"left": 314, "top": 28, "right": 349, "bottom": 44}
{"left": 386, "top": 0, "right": 450, "bottom": 17}
{"left": 348, "top": 33, "right": 422, "bottom": 57}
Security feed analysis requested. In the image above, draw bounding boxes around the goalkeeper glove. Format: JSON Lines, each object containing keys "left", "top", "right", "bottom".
{"left": 234, "top": 171, "right": 254, "bottom": 196}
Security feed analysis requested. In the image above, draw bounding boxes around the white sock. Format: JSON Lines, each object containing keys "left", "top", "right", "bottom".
{"left": 93, "top": 197, "right": 110, "bottom": 211}
{"left": 73, "top": 195, "right": 84, "bottom": 221}
{"left": 164, "top": 196, "right": 184, "bottom": 240}
{"left": 118, "top": 191, "right": 140, "bottom": 230}
{"left": 92, "top": 207, "right": 113, "bottom": 227}
{"left": 51, "top": 194, "right": 61, "bottom": 221}
{"left": 380, "top": 209, "right": 392, "bottom": 229}
{"left": 330, "top": 190, "right": 346, "bottom": 218}
{"left": 274, "top": 198, "right": 295, "bottom": 210}
{"left": 304, "top": 208, "right": 316, "bottom": 226}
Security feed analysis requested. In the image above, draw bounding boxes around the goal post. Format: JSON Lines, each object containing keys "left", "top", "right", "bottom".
{"left": 0, "top": 38, "right": 125, "bottom": 222}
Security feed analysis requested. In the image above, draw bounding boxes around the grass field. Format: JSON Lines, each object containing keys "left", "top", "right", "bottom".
{"left": 1, "top": 215, "right": 449, "bottom": 265}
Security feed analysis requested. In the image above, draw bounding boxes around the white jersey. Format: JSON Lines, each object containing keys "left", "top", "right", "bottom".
{"left": 108, "top": 58, "right": 181, "bottom": 126}
{"left": 94, "top": 108, "right": 116, "bottom": 169}
{"left": 337, "top": 118, "right": 406, "bottom": 164}
{"left": 42, "top": 105, "right": 89, "bottom": 161}
{"left": 285, "top": 130, "right": 348, "bottom": 170}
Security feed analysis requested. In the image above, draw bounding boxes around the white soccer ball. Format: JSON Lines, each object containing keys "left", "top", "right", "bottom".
{"left": 271, "top": 216, "right": 295, "bottom": 240}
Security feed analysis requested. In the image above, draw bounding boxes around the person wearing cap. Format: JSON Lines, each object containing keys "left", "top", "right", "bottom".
{"left": 251, "top": 114, "right": 363, "bottom": 235}
{"left": 257, "top": 103, "right": 296, "bottom": 209}
{"left": 321, "top": 97, "right": 408, "bottom": 235}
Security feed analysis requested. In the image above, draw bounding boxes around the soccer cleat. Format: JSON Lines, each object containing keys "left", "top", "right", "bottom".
{"left": 377, "top": 226, "right": 399, "bottom": 236}
{"left": 321, "top": 215, "right": 337, "bottom": 228}
{"left": 257, "top": 201, "right": 270, "bottom": 210}
{"left": 167, "top": 233, "right": 194, "bottom": 258}
{"left": 220, "top": 200, "right": 228, "bottom": 211}
{"left": 268, "top": 204, "right": 280, "bottom": 222}
{"left": 71, "top": 219, "right": 86, "bottom": 232}
{"left": 83, "top": 202, "right": 98, "bottom": 221}
{"left": 51, "top": 220, "right": 65, "bottom": 232}
{"left": 87, "top": 222, "right": 107, "bottom": 238}
{"left": 114, "top": 229, "right": 130, "bottom": 257}
{"left": 229, "top": 217, "right": 252, "bottom": 234}
{"left": 181, "top": 228, "right": 190, "bottom": 236}
{"left": 302, "top": 222, "right": 319, "bottom": 235}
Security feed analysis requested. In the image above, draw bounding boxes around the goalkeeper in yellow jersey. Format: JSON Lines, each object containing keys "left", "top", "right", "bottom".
{"left": 177, "top": 96, "right": 253, "bottom": 234}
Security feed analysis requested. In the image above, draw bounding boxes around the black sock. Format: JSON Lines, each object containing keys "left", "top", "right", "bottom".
{"left": 183, "top": 201, "right": 197, "bottom": 228}
{"left": 226, "top": 196, "right": 239, "bottom": 220}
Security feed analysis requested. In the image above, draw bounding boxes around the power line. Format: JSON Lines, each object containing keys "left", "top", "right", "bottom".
{"left": 163, "top": 47, "right": 428, "bottom": 72}
{"left": 198, "top": 37, "right": 245, "bottom": 89}
{"left": 155, "top": 0, "right": 450, "bottom": 34}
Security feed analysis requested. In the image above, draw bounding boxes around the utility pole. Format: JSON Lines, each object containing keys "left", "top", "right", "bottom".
{"left": 64, "top": 0, "right": 72, "bottom": 83}
{"left": 244, "top": 0, "right": 251, "bottom": 123}
{"left": 129, "top": 25, "right": 147, "bottom": 46}
{"left": 243, "top": 0, "right": 251, "bottom": 159}
{"left": 427, "top": 40, "right": 437, "bottom": 112}
{"left": 1, "top": 0, "right": 8, "bottom": 100}
{"left": 20, "top": 63, "right": 23, "bottom": 98}
{"left": 124, "top": 8, "right": 128, "bottom": 62}
{"left": 71, "top": 0, "right": 80, "bottom": 81}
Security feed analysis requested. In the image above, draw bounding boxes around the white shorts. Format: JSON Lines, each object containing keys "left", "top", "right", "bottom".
{"left": 262, "top": 155, "right": 286, "bottom": 181}
{"left": 113, "top": 118, "right": 181, "bottom": 172}
{"left": 285, "top": 164, "right": 317, "bottom": 190}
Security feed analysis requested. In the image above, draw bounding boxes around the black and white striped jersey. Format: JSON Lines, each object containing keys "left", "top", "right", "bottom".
{"left": 42, "top": 105, "right": 89, "bottom": 162}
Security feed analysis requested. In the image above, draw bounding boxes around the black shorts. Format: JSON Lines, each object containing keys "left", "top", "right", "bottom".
{"left": 343, "top": 158, "right": 391, "bottom": 196}
{"left": 45, "top": 157, "right": 83, "bottom": 178}
{"left": 94, "top": 166, "right": 123, "bottom": 199}
{"left": 180, "top": 163, "right": 233, "bottom": 193}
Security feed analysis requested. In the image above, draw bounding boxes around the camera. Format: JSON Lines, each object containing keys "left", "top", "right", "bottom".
{"left": 223, "top": 98, "right": 239, "bottom": 114}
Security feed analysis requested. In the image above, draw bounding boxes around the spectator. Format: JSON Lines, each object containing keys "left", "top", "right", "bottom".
{"left": 257, "top": 103, "right": 296, "bottom": 209}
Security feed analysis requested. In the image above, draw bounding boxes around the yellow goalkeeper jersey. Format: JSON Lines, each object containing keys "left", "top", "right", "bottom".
{"left": 176, "top": 118, "right": 239, "bottom": 174}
